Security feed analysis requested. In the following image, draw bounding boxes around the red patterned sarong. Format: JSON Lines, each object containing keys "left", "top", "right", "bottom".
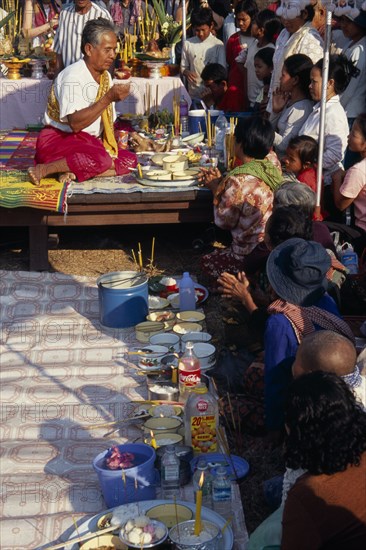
{"left": 35, "top": 127, "right": 137, "bottom": 182}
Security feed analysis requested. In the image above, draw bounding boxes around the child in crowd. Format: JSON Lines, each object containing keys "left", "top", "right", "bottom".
{"left": 180, "top": 7, "right": 226, "bottom": 104}
{"left": 201, "top": 63, "right": 242, "bottom": 111}
{"left": 282, "top": 135, "right": 318, "bottom": 193}
{"left": 244, "top": 9, "right": 282, "bottom": 108}
{"left": 226, "top": 0, "right": 258, "bottom": 111}
{"left": 332, "top": 113, "right": 366, "bottom": 254}
{"left": 252, "top": 47, "right": 274, "bottom": 114}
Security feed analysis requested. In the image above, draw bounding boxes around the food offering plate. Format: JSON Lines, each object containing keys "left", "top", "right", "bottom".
{"left": 65, "top": 499, "right": 234, "bottom": 550}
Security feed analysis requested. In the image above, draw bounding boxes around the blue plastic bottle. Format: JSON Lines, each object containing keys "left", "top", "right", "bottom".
{"left": 179, "top": 272, "right": 196, "bottom": 311}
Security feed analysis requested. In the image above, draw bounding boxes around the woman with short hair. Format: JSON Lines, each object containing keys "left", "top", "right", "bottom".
{"left": 199, "top": 115, "right": 282, "bottom": 290}
{"left": 282, "top": 371, "right": 366, "bottom": 549}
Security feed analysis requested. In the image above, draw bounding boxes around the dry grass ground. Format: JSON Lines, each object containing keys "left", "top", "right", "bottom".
{"left": 0, "top": 223, "right": 284, "bottom": 533}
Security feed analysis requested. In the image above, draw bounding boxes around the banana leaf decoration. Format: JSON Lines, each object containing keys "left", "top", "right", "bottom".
{"left": 0, "top": 11, "right": 15, "bottom": 31}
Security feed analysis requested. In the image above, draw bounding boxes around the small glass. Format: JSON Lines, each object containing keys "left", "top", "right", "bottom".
{"left": 169, "top": 520, "right": 221, "bottom": 550}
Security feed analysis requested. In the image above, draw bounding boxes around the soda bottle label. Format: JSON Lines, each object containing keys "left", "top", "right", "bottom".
{"left": 179, "top": 369, "right": 200, "bottom": 388}
{"left": 190, "top": 414, "right": 217, "bottom": 453}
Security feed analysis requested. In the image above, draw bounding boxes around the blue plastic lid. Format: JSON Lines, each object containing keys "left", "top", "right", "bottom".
{"left": 190, "top": 452, "right": 249, "bottom": 481}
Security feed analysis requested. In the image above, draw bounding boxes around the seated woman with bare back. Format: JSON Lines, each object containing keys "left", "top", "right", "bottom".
{"left": 29, "top": 17, "right": 137, "bottom": 185}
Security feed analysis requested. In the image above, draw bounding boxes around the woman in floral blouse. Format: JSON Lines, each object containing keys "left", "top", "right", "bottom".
{"left": 199, "top": 116, "right": 282, "bottom": 290}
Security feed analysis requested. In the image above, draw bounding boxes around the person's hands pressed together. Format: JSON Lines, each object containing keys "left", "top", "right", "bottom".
{"left": 197, "top": 166, "right": 222, "bottom": 192}
{"left": 218, "top": 271, "right": 258, "bottom": 313}
{"left": 272, "top": 87, "right": 290, "bottom": 114}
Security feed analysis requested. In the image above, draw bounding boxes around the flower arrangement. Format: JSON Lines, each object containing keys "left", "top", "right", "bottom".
{"left": 152, "top": 0, "right": 190, "bottom": 46}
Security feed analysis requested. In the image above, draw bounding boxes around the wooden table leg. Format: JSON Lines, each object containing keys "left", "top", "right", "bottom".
{"left": 29, "top": 225, "right": 49, "bottom": 271}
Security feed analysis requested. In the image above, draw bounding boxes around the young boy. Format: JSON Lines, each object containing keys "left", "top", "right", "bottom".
{"left": 201, "top": 62, "right": 242, "bottom": 112}
{"left": 180, "top": 7, "right": 226, "bottom": 104}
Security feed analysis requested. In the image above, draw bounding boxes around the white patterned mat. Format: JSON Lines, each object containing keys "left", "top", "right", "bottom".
{"left": 0, "top": 270, "right": 248, "bottom": 550}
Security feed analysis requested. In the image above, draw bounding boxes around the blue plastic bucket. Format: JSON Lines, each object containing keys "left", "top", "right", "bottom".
{"left": 188, "top": 109, "right": 223, "bottom": 136}
{"left": 97, "top": 271, "right": 148, "bottom": 328}
{"left": 93, "top": 443, "right": 157, "bottom": 507}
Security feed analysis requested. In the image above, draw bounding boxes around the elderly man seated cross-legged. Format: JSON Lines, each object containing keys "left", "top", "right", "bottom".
{"left": 29, "top": 18, "right": 137, "bottom": 185}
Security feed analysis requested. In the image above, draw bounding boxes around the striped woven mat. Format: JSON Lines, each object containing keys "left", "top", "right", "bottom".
{"left": 0, "top": 130, "right": 38, "bottom": 170}
{"left": 0, "top": 170, "right": 69, "bottom": 213}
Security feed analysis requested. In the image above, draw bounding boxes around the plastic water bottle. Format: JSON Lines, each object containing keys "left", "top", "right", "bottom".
{"left": 178, "top": 342, "right": 201, "bottom": 400}
{"left": 214, "top": 114, "right": 228, "bottom": 164}
{"left": 161, "top": 445, "right": 181, "bottom": 499}
{"left": 340, "top": 249, "right": 359, "bottom": 275}
{"left": 185, "top": 384, "right": 218, "bottom": 453}
{"left": 193, "top": 458, "right": 213, "bottom": 508}
{"left": 179, "top": 272, "right": 196, "bottom": 311}
{"left": 180, "top": 95, "right": 189, "bottom": 135}
{"left": 212, "top": 466, "right": 232, "bottom": 519}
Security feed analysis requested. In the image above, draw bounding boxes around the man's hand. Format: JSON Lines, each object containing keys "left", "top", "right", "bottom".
{"left": 184, "top": 69, "right": 199, "bottom": 84}
{"left": 107, "top": 82, "right": 131, "bottom": 102}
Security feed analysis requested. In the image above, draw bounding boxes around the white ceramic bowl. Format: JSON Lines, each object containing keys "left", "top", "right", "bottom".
{"left": 181, "top": 331, "right": 212, "bottom": 349}
{"left": 148, "top": 295, "right": 170, "bottom": 310}
{"left": 137, "top": 345, "right": 169, "bottom": 370}
{"left": 143, "top": 416, "right": 182, "bottom": 433}
{"left": 173, "top": 322, "right": 202, "bottom": 335}
{"left": 192, "top": 342, "right": 216, "bottom": 369}
{"left": 176, "top": 311, "right": 205, "bottom": 323}
{"left": 150, "top": 333, "right": 180, "bottom": 352}
{"left": 162, "top": 155, "right": 188, "bottom": 172}
{"left": 146, "top": 310, "right": 175, "bottom": 330}
{"left": 144, "top": 170, "right": 172, "bottom": 181}
{"left": 182, "top": 132, "right": 205, "bottom": 146}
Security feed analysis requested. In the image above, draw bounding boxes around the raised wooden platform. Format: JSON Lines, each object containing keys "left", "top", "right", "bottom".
{"left": 0, "top": 188, "right": 213, "bottom": 270}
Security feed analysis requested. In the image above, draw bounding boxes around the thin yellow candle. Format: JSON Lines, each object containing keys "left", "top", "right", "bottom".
{"left": 171, "top": 366, "right": 177, "bottom": 384}
{"left": 137, "top": 163, "right": 143, "bottom": 178}
{"left": 194, "top": 471, "right": 204, "bottom": 535}
{"left": 123, "top": 41, "right": 128, "bottom": 64}
{"left": 151, "top": 237, "right": 155, "bottom": 264}
{"left": 150, "top": 430, "right": 157, "bottom": 449}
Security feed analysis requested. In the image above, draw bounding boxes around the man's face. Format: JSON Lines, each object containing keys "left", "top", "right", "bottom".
{"left": 194, "top": 24, "right": 212, "bottom": 42}
{"left": 204, "top": 79, "right": 226, "bottom": 102}
{"left": 86, "top": 32, "right": 117, "bottom": 72}
{"left": 75, "top": 0, "right": 92, "bottom": 12}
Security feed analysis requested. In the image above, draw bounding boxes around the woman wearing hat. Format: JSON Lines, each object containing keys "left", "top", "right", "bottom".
{"left": 218, "top": 238, "right": 354, "bottom": 438}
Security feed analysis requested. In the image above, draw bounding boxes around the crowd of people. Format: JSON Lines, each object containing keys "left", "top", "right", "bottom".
{"left": 15, "top": 1, "right": 366, "bottom": 545}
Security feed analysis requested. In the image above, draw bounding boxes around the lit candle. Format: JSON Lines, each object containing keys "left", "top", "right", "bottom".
{"left": 194, "top": 471, "right": 204, "bottom": 535}
{"left": 150, "top": 430, "right": 157, "bottom": 449}
{"left": 171, "top": 366, "right": 177, "bottom": 384}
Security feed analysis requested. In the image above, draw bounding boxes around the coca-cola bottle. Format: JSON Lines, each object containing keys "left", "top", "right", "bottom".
{"left": 178, "top": 341, "right": 201, "bottom": 401}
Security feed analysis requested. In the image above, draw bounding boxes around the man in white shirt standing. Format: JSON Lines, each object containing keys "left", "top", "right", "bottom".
{"left": 180, "top": 7, "right": 226, "bottom": 104}
{"left": 53, "top": 0, "right": 112, "bottom": 74}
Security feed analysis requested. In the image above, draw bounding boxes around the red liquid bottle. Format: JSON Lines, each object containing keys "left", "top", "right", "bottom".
{"left": 178, "top": 341, "right": 201, "bottom": 401}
